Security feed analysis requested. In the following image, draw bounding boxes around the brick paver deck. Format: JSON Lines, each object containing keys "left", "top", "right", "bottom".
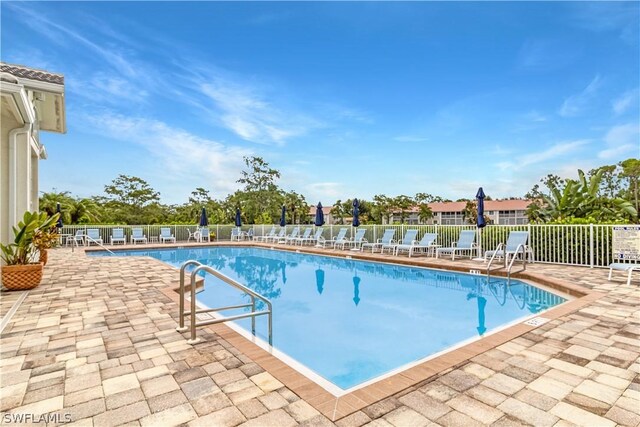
{"left": 1, "top": 245, "right": 638, "bottom": 426}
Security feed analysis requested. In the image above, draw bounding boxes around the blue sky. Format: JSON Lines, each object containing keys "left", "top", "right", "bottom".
{"left": 2, "top": 2, "right": 639, "bottom": 205}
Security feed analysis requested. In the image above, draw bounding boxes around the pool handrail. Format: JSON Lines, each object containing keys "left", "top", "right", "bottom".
{"left": 176, "top": 260, "right": 273, "bottom": 345}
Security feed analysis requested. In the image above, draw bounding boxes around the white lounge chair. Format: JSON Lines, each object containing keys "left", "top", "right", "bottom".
{"left": 301, "top": 228, "right": 324, "bottom": 246}
{"left": 322, "top": 228, "right": 348, "bottom": 248}
{"left": 383, "top": 229, "right": 418, "bottom": 254}
{"left": 395, "top": 232, "right": 437, "bottom": 257}
{"left": 200, "top": 227, "right": 211, "bottom": 242}
{"left": 362, "top": 229, "right": 395, "bottom": 253}
{"left": 71, "top": 229, "right": 85, "bottom": 246}
{"left": 230, "top": 227, "right": 243, "bottom": 241}
{"left": 293, "top": 228, "right": 313, "bottom": 245}
{"left": 283, "top": 227, "right": 300, "bottom": 244}
{"left": 608, "top": 263, "right": 639, "bottom": 286}
{"left": 485, "top": 231, "right": 530, "bottom": 265}
{"left": 255, "top": 227, "right": 276, "bottom": 242}
{"left": 338, "top": 228, "right": 367, "bottom": 250}
{"left": 159, "top": 227, "right": 176, "bottom": 243}
{"left": 186, "top": 228, "right": 198, "bottom": 242}
{"left": 86, "top": 229, "right": 103, "bottom": 246}
{"left": 110, "top": 228, "right": 126, "bottom": 245}
{"left": 267, "top": 228, "right": 286, "bottom": 243}
{"left": 436, "top": 230, "right": 477, "bottom": 260}
{"left": 131, "top": 227, "right": 147, "bottom": 244}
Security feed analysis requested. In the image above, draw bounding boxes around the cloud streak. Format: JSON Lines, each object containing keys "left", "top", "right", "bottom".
{"left": 559, "top": 75, "right": 601, "bottom": 117}
{"left": 599, "top": 123, "right": 640, "bottom": 159}
{"left": 498, "top": 140, "right": 591, "bottom": 170}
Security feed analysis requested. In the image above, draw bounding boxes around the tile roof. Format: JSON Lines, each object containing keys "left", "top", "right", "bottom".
{"left": 0, "top": 62, "right": 64, "bottom": 85}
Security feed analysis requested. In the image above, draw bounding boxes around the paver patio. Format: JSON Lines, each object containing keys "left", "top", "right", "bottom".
{"left": 1, "top": 245, "right": 639, "bottom": 426}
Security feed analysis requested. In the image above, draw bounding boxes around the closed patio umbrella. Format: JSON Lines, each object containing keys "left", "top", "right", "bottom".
{"left": 315, "top": 202, "right": 324, "bottom": 226}
{"left": 199, "top": 207, "right": 209, "bottom": 227}
{"left": 235, "top": 208, "right": 242, "bottom": 227}
{"left": 352, "top": 198, "right": 360, "bottom": 227}
{"left": 476, "top": 188, "right": 486, "bottom": 228}
{"left": 56, "top": 203, "right": 63, "bottom": 229}
{"left": 279, "top": 205, "right": 286, "bottom": 227}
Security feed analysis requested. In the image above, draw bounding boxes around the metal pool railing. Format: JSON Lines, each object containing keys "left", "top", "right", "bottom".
{"left": 60, "top": 223, "right": 631, "bottom": 268}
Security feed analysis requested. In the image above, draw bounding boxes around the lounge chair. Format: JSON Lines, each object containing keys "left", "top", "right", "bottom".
{"left": 71, "top": 229, "right": 85, "bottom": 246}
{"left": 293, "top": 228, "right": 313, "bottom": 245}
{"left": 255, "top": 227, "right": 276, "bottom": 242}
{"left": 362, "top": 229, "right": 395, "bottom": 253}
{"left": 322, "top": 228, "right": 348, "bottom": 248}
{"left": 338, "top": 228, "right": 367, "bottom": 250}
{"left": 131, "top": 227, "right": 147, "bottom": 244}
{"left": 243, "top": 229, "right": 254, "bottom": 240}
{"left": 200, "top": 227, "right": 211, "bottom": 242}
{"left": 159, "top": 227, "right": 176, "bottom": 243}
{"left": 436, "top": 230, "right": 477, "bottom": 260}
{"left": 266, "top": 228, "right": 286, "bottom": 243}
{"left": 282, "top": 227, "right": 300, "bottom": 244}
{"left": 383, "top": 229, "right": 418, "bottom": 254}
{"left": 186, "top": 228, "right": 198, "bottom": 242}
{"left": 230, "top": 227, "right": 243, "bottom": 241}
{"left": 484, "top": 231, "right": 530, "bottom": 265}
{"left": 301, "top": 228, "right": 324, "bottom": 246}
{"left": 608, "top": 263, "right": 639, "bottom": 286}
{"left": 395, "top": 232, "right": 438, "bottom": 257}
{"left": 86, "top": 229, "right": 103, "bottom": 246}
{"left": 110, "top": 228, "right": 126, "bottom": 245}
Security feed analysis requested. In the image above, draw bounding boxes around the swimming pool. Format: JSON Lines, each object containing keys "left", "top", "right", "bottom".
{"left": 91, "top": 246, "right": 567, "bottom": 392}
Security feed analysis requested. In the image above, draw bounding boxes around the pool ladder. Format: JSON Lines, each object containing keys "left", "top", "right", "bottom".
{"left": 486, "top": 244, "right": 529, "bottom": 280}
{"left": 176, "top": 260, "right": 273, "bottom": 345}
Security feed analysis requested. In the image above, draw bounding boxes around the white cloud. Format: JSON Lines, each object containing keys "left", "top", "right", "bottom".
{"left": 83, "top": 112, "right": 253, "bottom": 197}
{"left": 305, "top": 182, "right": 345, "bottom": 203}
{"left": 498, "top": 140, "right": 591, "bottom": 170}
{"left": 612, "top": 88, "right": 639, "bottom": 115}
{"left": 558, "top": 75, "right": 602, "bottom": 117}
{"left": 523, "top": 111, "right": 548, "bottom": 123}
{"left": 199, "top": 78, "right": 320, "bottom": 146}
{"left": 598, "top": 123, "right": 640, "bottom": 159}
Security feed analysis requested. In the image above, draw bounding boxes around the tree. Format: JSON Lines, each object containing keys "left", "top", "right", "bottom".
{"left": 371, "top": 194, "right": 394, "bottom": 224}
{"left": 330, "top": 199, "right": 348, "bottom": 224}
{"left": 236, "top": 156, "right": 283, "bottom": 223}
{"left": 283, "top": 191, "right": 308, "bottom": 224}
{"left": 620, "top": 158, "right": 640, "bottom": 214}
{"left": 103, "top": 175, "right": 161, "bottom": 224}
{"left": 392, "top": 195, "right": 413, "bottom": 224}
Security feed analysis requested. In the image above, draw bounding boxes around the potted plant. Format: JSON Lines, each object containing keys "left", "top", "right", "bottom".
{"left": 33, "top": 224, "right": 60, "bottom": 266}
{"left": 1, "top": 211, "right": 59, "bottom": 290}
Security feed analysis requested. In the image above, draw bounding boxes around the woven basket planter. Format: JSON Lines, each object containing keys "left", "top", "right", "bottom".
{"left": 39, "top": 250, "right": 48, "bottom": 266}
{"left": 1, "top": 263, "right": 43, "bottom": 290}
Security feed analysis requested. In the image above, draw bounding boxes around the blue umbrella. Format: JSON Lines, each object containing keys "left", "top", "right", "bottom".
{"left": 199, "top": 207, "right": 208, "bottom": 227}
{"left": 314, "top": 202, "right": 324, "bottom": 226}
{"left": 235, "top": 208, "right": 242, "bottom": 227}
{"left": 279, "top": 205, "right": 286, "bottom": 227}
{"left": 56, "top": 203, "right": 63, "bottom": 228}
{"left": 352, "top": 198, "right": 360, "bottom": 227}
{"left": 476, "top": 187, "right": 486, "bottom": 228}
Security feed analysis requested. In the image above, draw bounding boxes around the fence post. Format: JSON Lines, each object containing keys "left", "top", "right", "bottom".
{"left": 589, "top": 223, "right": 594, "bottom": 268}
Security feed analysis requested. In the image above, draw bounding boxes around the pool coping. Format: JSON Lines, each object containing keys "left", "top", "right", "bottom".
{"left": 86, "top": 242, "right": 603, "bottom": 421}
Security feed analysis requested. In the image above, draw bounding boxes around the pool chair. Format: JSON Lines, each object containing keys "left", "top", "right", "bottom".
{"left": 243, "top": 229, "right": 254, "bottom": 240}
{"left": 230, "top": 227, "right": 243, "bottom": 241}
{"left": 484, "top": 231, "right": 530, "bottom": 265}
{"left": 70, "top": 229, "right": 85, "bottom": 246}
{"left": 186, "top": 228, "right": 198, "bottom": 242}
{"left": 383, "top": 229, "right": 418, "bottom": 254}
{"left": 395, "top": 232, "right": 438, "bottom": 257}
{"left": 199, "top": 227, "right": 211, "bottom": 243}
{"left": 110, "top": 228, "right": 126, "bottom": 245}
{"left": 255, "top": 227, "right": 276, "bottom": 242}
{"left": 322, "top": 228, "right": 348, "bottom": 248}
{"left": 608, "top": 262, "right": 639, "bottom": 286}
{"left": 131, "top": 227, "right": 148, "bottom": 244}
{"left": 338, "top": 228, "right": 367, "bottom": 250}
{"left": 293, "top": 227, "right": 312, "bottom": 245}
{"left": 86, "top": 229, "right": 103, "bottom": 246}
{"left": 436, "top": 230, "right": 477, "bottom": 260}
{"left": 362, "top": 229, "right": 395, "bottom": 253}
{"left": 301, "top": 228, "right": 324, "bottom": 246}
{"left": 266, "top": 228, "right": 286, "bottom": 243}
{"left": 282, "top": 227, "right": 300, "bottom": 244}
{"left": 159, "top": 227, "right": 176, "bottom": 243}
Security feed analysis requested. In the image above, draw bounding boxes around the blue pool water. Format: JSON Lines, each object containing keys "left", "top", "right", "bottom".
{"left": 91, "top": 246, "right": 566, "bottom": 390}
